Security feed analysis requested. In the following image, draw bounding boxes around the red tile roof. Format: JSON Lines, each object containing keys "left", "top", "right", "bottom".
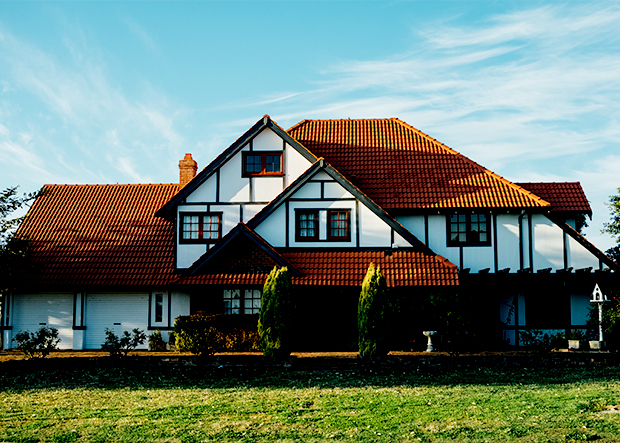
{"left": 15, "top": 183, "right": 179, "bottom": 288}
{"left": 287, "top": 119, "right": 550, "bottom": 210}
{"left": 175, "top": 250, "right": 458, "bottom": 287}
{"left": 515, "top": 182, "right": 591, "bottom": 215}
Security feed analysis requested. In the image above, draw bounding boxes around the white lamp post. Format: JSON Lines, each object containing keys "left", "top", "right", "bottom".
{"left": 590, "top": 283, "right": 609, "bottom": 344}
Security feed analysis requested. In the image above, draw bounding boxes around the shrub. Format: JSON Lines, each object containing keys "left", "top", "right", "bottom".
{"left": 358, "top": 262, "right": 390, "bottom": 359}
{"left": 174, "top": 314, "right": 260, "bottom": 355}
{"left": 174, "top": 314, "right": 222, "bottom": 356}
{"left": 258, "top": 266, "right": 294, "bottom": 359}
{"left": 148, "top": 329, "right": 167, "bottom": 351}
{"left": 13, "top": 327, "right": 60, "bottom": 359}
{"left": 101, "top": 328, "right": 146, "bottom": 357}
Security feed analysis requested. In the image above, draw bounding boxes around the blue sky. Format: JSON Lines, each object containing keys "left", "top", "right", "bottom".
{"left": 1, "top": 1, "right": 619, "bottom": 252}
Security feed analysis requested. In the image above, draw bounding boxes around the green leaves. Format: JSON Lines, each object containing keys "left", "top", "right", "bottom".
{"left": 258, "top": 266, "right": 293, "bottom": 359}
{"left": 358, "top": 263, "right": 389, "bottom": 359}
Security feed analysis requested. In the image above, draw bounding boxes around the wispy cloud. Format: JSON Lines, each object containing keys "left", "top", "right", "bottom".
{"left": 0, "top": 23, "right": 185, "bottom": 185}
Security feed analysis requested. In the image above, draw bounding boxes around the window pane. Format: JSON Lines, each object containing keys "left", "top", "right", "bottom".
{"left": 155, "top": 294, "right": 163, "bottom": 323}
{"left": 265, "top": 155, "right": 281, "bottom": 173}
{"left": 245, "top": 155, "right": 262, "bottom": 173}
{"left": 329, "top": 211, "right": 349, "bottom": 238}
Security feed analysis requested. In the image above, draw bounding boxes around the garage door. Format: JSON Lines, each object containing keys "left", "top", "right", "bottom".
{"left": 83, "top": 293, "right": 149, "bottom": 349}
{"left": 11, "top": 293, "right": 74, "bottom": 349}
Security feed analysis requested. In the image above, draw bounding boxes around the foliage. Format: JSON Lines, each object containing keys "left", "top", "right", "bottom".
{"left": 587, "top": 291, "right": 620, "bottom": 350}
{"left": 101, "top": 328, "right": 146, "bottom": 357}
{"left": 12, "top": 326, "right": 61, "bottom": 360}
{"left": 574, "top": 213, "right": 589, "bottom": 234}
{"left": 605, "top": 245, "right": 620, "bottom": 265}
{"left": 148, "top": 329, "right": 167, "bottom": 351}
{"left": 174, "top": 314, "right": 259, "bottom": 355}
{"left": 0, "top": 186, "right": 41, "bottom": 294}
{"left": 358, "top": 262, "right": 390, "bottom": 359}
{"left": 602, "top": 188, "right": 620, "bottom": 243}
{"left": 174, "top": 314, "right": 223, "bottom": 356}
{"left": 419, "top": 291, "right": 472, "bottom": 356}
{"left": 518, "top": 329, "right": 552, "bottom": 352}
{"left": 258, "top": 266, "right": 294, "bottom": 359}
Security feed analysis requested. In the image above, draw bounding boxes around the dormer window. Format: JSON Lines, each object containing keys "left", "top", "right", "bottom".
{"left": 179, "top": 212, "right": 222, "bottom": 244}
{"left": 243, "top": 152, "right": 283, "bottom": 176}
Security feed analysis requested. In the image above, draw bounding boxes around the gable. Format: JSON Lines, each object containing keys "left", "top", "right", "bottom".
{"left": 156, "top": 115, "right": 317, "bottom": 218}
{"left": 287, "top": 118, "right": 551, "bottom": 211}
{"left": 247, "top": 159, "right": 431, "bottom": 251}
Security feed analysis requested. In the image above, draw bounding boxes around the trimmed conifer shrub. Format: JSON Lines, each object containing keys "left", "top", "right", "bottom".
{"left": 258, "top": 266, "right": 293, "bottom": 359}
{"left": 358, "top": 262, "right": 389, "bottom": 359}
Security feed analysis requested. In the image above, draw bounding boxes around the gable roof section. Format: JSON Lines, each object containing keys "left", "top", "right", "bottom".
{"left": 287, "top": 118, "right": 551, "bottom": 211}
{"left": 15, "top": 183, "right": 179, "bottom": 289}
{"left": 185, "top": 223, "right": 301, "bottom": 276}
{"left": 516, "top": 182, "right": 592, "bottom": 216}
{"left": 156, "top": 115, "right": 317, "bottom": 219}
{"left": 246, "top": 158, "right": 433, "bottom": 254}
{"left": 550, "top": 218, "right": 619, "bottom": 271}
{"left": 176, "top": 250, "right": 458, "bottom": 287}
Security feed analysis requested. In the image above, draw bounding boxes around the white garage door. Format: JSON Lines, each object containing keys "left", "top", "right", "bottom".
{"left": 83, "top": 293, "right": 149, "bottom": 349}
{"left": 11, "top": 293, "right": 74, "bottom": 349}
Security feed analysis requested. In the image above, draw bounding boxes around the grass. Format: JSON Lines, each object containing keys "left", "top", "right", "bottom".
{"left": 1, "top": 363, "right": 620, "bottom": 442}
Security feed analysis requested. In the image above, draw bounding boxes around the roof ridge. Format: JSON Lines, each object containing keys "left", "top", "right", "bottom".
{"left": 392, "top": 119, "right": 551, "bottom": 208}
{"left": 42, "top": 183, "right": 179, "bottom": 188}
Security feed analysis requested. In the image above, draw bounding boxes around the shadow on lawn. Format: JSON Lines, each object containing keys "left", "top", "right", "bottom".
{"left": 2, "top": 359, "right": 620, "bottom": 391}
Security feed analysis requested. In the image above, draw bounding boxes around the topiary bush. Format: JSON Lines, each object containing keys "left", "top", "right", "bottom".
{"left": 258, "top": 266, "right": 294, "bottom": 359}
{"left": 358, "top": 262, "right": 390, "bottom": 359}
{"left": 101, "top": 328, "right": 146, "bottom": 357}
{"left": 13, "top": 326, "right": 61, "bottom": 359}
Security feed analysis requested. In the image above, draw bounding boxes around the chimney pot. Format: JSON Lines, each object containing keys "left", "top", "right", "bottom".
{"left": 179, "top": 153, "right": 197, "bottom": 188}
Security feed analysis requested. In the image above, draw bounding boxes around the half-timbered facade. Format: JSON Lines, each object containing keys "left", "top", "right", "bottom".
{"left": 2, "top": 115, "right": 617, "bottom": 350}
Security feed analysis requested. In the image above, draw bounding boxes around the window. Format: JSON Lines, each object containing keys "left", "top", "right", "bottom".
{"left": 223, "top": 289, "right": 261, "bottom": 315}
{"left": 179, "top": 212, "right": 222, "bottom": 244}
{"left": 295, "top": 210, "right": 319, "bottom": 241}
{"left": 242, "top": 152, "right": 283, "bottom": 176}
{"left": 155, "top": 293, "right": 163, "bottom": 323}
{"left": 447, "top": 213, "right": 491, "bottom": 246}
{"left": 328, "top": 210, "right": 350, "bottom": 241}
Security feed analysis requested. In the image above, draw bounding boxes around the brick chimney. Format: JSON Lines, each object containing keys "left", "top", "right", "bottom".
{"left": 179, "top": 153, "right": 197, "bottom": 188}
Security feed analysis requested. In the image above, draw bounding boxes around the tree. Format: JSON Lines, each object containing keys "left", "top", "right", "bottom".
{"left": 603, "top": 188, "right": 620, "bottom": 264}
{"left": 258, "top": 266, "right": 294, "bottom": 359}
{"left": 0, "top": 186, "right": 40, "bottom": 294}
{"left": 358, "top": 262, "right": 390, "bottom": 359}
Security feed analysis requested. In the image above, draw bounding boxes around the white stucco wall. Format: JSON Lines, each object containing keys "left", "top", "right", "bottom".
{"left": 253, "top": 177, "right": 283, "bottom": 203}
{"left": 219, "top": 152, "right": 250, "bottom": 202}
{"left": 286, "top": 145, "right": 313, "bottom": 187}
{"left": 252, "top": 128, "right": 282, "bottom": 151}
{"left": 532, "top": 214, "right": 564, "bottom": 271}
{"left": 186, "top": 175, "right": 217, "bottom": 203}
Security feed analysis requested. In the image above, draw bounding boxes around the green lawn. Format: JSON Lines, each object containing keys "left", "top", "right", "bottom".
{"left": 1, "top": 363, "right": 620, "bottom": 442}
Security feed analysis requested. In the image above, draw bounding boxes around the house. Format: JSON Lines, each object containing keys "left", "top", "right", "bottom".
{"left": 2, "top": 115, "right": 617, "bottom": 350}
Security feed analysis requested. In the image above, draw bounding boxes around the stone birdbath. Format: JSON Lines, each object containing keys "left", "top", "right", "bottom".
{"left": 423, "top": 331, "right": 437, "bottom": 352}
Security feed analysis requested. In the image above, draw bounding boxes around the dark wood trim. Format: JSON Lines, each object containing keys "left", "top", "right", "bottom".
{"left": 0, "top": 326, "right": 13, "bottom": 331}
{"left": 391, "top": 229, "right": 395, "bottom": 246}
{"left": 446, "top": 212, "right": 492, "bottom": 247}
{"left": 518, "top": 213, "right": 525, "bottom": 271}
{"left": 528, "top": 215, "right": 534, "bottom": 271}
{"left": 295, "top": 208, "right": 320, "bottom": 242}
{"left": 459, "top": 246, "right": 464, "bottom": 271}
{"left": 178, "top": 212, "right": 223, "bottom": 244}
{"left": 148, "top": 326, "right": 174, "bottom": 331}
{"left": 242, "top": 151, "right": 284, "bottom": 177}
{"left": 285, "top": 201, "right": 290, "bottom": 247}
{"left": 282, "top": 139, "right": 287, "bottom": 189}
{"left": 216, "top": 169, "right": 220, "bottom": 203}
{"left": 176, "top": 201, "right": 272, "bottom": 206}
{"left": 156, "top": 115, "right": 317, "bottom": 219}
{"left": 249, "top": 176, "right": 253, "bottom": 203}
{"left": 148, "top": 292, "right": 152, "bottom": 329}
{"left": 355, "top": 200, "right": 360, "bottom": 247}
{"left": 239, "top": 205, "right": 243, "bottom": 223}
{"left": 320, "top": 181, "right": 325, "bottom": 200}
{"left": 72, "top": 326, "right": 86, "bottom": 330}
{"left": 563, "top": 231, "right": 568, "bottom": 270}
{"left": 493, "top": 213, "right": 498, "bottom": 272}
{"left": 288, "top": 198, "right": 356, "bottom": 202}
{"left": 327, "top": 209, "right": 351, "bottom": 242}
{"left": 424, "top": 214, "right": 429, "bottom": 246}
{"left": 167, "top": 291, "right": 172, "bottom": 328}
